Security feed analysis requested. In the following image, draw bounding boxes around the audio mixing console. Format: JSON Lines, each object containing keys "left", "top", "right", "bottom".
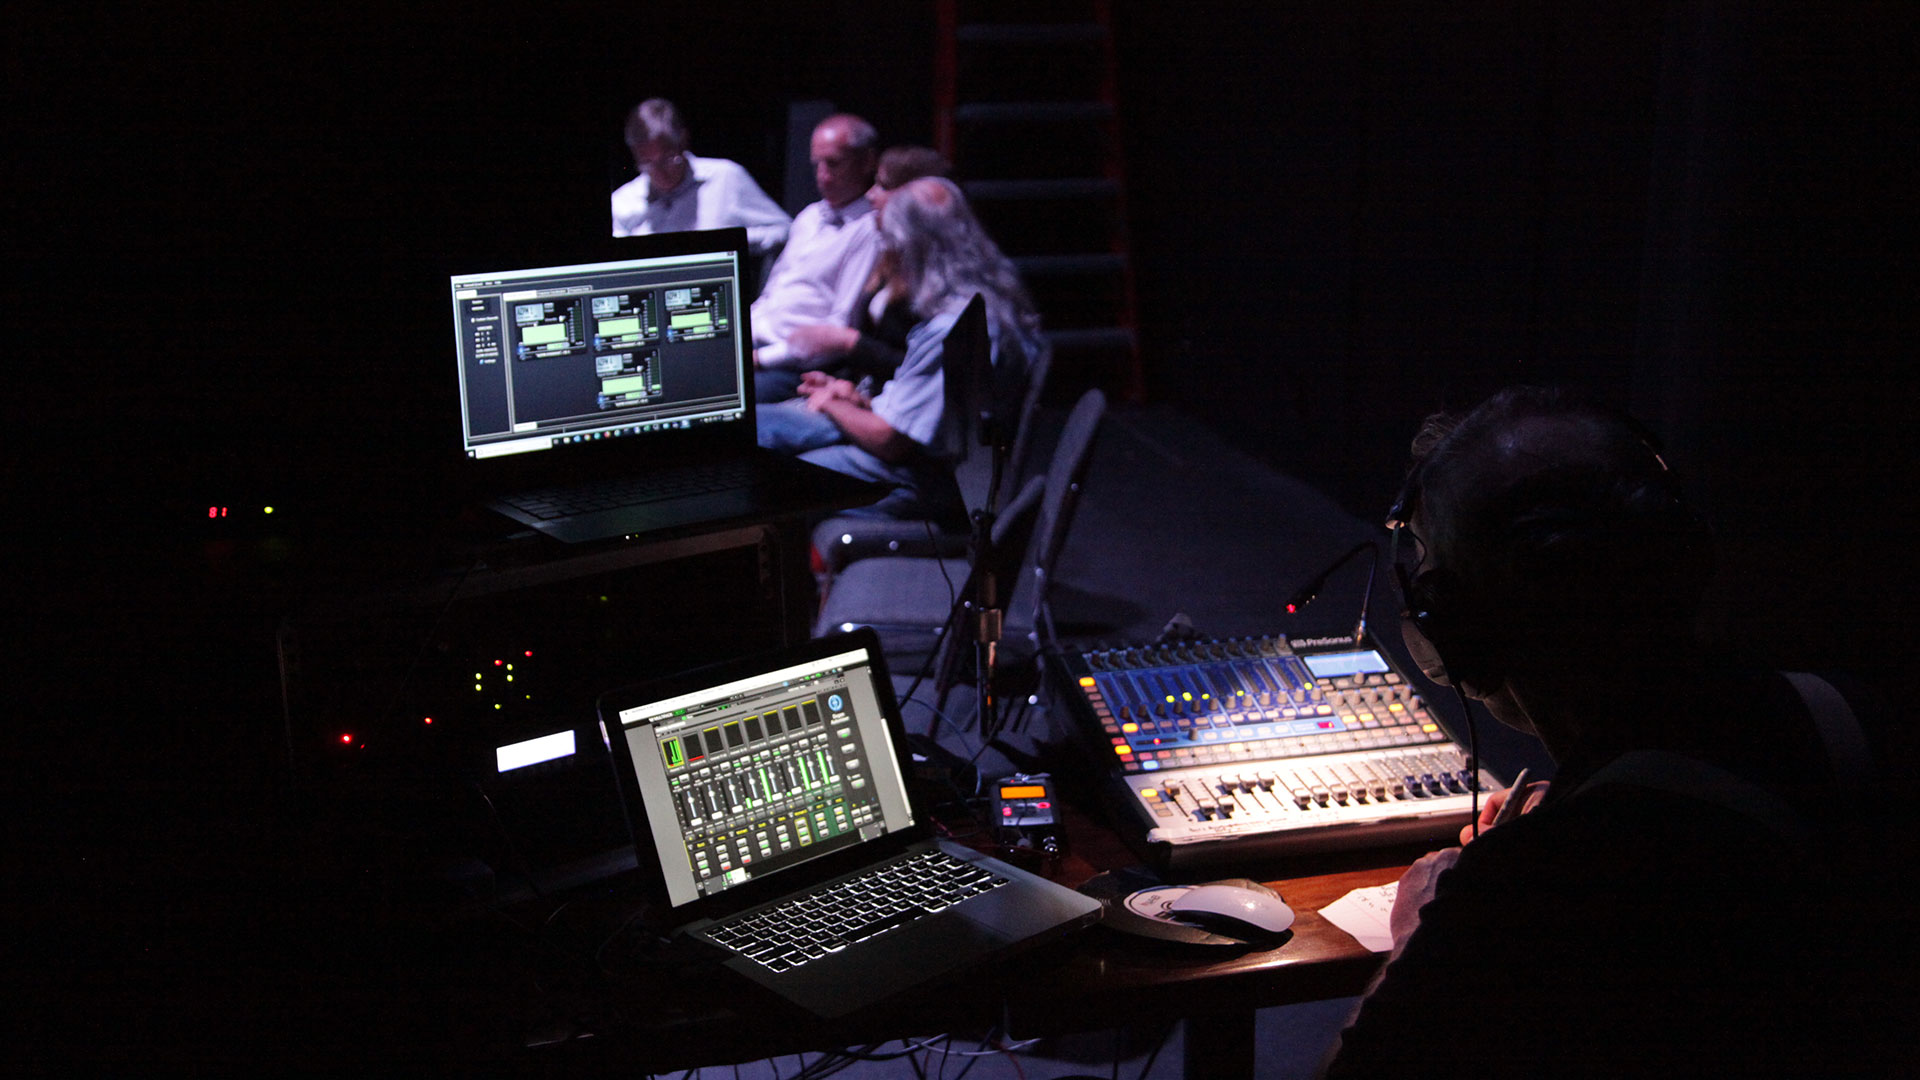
{"left": 1052, "top": 632, "right": 1498, "bottom": 871}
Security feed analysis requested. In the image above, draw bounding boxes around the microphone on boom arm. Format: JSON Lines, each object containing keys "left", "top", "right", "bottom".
{"left": 1284, "top": 540, "right": 1381, "bottom": 643}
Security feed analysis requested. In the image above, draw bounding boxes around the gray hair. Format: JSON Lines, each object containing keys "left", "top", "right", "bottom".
{"left": 818, "top": 113, "right": 879, "bottom": 153}
{"left": 881, "top": 177, "right": 1041, "bottom": 344}
{"left": 625, "top": 98, "right": 688, "bottom": 151}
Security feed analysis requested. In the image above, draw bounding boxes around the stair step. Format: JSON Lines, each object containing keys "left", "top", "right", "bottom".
{"left": 956, "top": 0, "right": 1105, "bottom": 24}
{"left": 956, "top": 22, "right": 1107, "bottom": 46}
{"left": 963, "top": 178, "right": 1118, "bottom": 201}
{"left": 1045, "top": 327, "right": 1136, "bottom": 353}
{"left": 953, "top": 101, "right": 1114, "bottom": 125}
{"left": 1012, "top": 253, "right": 1128, "bottom": 276}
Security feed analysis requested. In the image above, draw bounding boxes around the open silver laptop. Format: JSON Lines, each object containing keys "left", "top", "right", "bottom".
{"left": 598, "top": 630, "right": 1103, "bottom": 1017}
{"left": 450, "top": 228, "right": 876, "bottom": 543}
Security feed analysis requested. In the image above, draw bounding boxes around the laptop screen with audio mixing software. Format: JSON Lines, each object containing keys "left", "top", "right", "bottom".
{"left": 450, "top": 246, "right": 748, "bottom": 460}
{"left": 612, "top": 646, "right": 916, "bottom": 908}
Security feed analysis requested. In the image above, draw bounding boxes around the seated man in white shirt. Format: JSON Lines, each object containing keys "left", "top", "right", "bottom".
{"left": 750, "top": 113, "right": 886, "bottom": 402}
{"left": 609, "top": 98, "right": 790, "bottom": 256}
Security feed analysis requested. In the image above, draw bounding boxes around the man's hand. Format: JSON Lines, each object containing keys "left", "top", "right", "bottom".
{"left": 785, "top": 323, "right": 859, "bottom": 362}
{"left": 797, "top": 372, "right": 866, "bottom": 412}
{"left": 1458, "top": 779, "right": 1549, "bottom": 846}
{"left": 1389, "top": 847, "right": 1461, "bottom": 955}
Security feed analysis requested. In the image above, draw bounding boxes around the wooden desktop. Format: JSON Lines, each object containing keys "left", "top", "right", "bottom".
{"left": 509, "top": 802, "right": 1413, "bottom": 1078}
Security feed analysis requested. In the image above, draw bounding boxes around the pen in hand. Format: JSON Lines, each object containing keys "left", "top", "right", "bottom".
{"left": 1491, "top": 767, "right": 1532, "bottom": 827}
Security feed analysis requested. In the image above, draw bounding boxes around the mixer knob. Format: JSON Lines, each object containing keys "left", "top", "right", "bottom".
{"left": 1216, "top": 798, "right": 1236, "bottom": 819}
{"left": 1255, "top": 772, "right": 1277, "bottom": 791}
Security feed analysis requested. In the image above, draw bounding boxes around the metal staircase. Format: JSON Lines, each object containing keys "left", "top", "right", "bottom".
{"left": 935, "top": 0, "right": 1143, "bottom": 401}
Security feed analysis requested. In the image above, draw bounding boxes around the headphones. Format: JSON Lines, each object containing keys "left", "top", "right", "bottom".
{"left": 1386, "top": 407, "right": 1711, "bottom": 697}
{"left": 1388, "top": 480, "right": 1510, "bottom": 694}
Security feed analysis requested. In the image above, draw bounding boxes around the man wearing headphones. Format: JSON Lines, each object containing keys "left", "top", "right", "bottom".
{"left": 1323, "top": 387, "right": 1902, "bottom": 1076}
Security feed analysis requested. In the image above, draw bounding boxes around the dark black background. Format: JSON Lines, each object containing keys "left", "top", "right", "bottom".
{"left": 7, "top": 1, "right": 1914, "bottom": 1066}
{"left": 11, "top": 0, "right": 1914, "bottom": 807}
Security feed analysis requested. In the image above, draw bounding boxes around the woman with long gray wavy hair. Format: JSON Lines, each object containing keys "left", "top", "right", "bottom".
{"left": 757, "top": 177, "right": 1044, "bottom": 525}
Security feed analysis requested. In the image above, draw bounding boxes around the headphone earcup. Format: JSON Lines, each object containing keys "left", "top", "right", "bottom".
{"left": 1406, "top": 568, "right": 1505, "bottom": 695}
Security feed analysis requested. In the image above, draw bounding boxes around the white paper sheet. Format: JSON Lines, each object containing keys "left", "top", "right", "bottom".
{"left": 1318, "top": 881, "right": 1398, "bottom": 953}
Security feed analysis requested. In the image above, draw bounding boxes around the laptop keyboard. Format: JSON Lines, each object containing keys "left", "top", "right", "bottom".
{"left": 503, "top": 460, "right": 756, "bottom": 520}
{"left": 704, "top": 849, "right": 1011, "bottom": 972}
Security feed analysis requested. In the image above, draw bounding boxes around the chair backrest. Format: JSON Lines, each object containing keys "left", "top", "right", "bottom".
{"left": 939, "top": 292, "right": 991, "bottom": 451}
{"left": 999, "top": 344, "right": 1053, "bottom": 504}
{"left": 1015, "top": 388, "right": 1105, "bottom": 647}
{"left": 949, "top": 293, "right": 1046, "bottom": 513}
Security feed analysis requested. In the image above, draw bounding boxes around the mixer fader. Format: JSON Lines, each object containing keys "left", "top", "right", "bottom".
{"left": 1053, "top": 633, "right": 1498, "bottom": 869}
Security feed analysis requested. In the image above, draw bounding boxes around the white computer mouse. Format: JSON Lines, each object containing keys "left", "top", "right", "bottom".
{"left": 1166, "top": 883, "right": 1296, "bottom": 941}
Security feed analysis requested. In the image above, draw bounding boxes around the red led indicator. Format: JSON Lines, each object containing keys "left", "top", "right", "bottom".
{"left": 494, "top": 659, "right": 505, "bottom": 667}
{"left": 339, "top": 733, "right": 352, "bottom": 744}
{"left": 523, "top": 650, "right": 533, "bottom": 658}
{"left": 422, "top": 717, "right": 433, "bottom": 725}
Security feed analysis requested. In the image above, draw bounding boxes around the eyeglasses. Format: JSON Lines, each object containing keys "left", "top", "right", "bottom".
{"left": 1385, "top": 517, "right": 1427, "bottom": 610}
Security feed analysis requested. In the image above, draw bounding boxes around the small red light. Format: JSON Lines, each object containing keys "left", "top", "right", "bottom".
{"left": 1285, "top": 603, "right": 1298, "bottom": 613}
{"left": 524, "top": 650, "right": 533, "bottom": 658}
{"left": 1038, "top": 801, "right": 1051, "bottom": 809}
{"left": 495, "top": 659, "right": 505, "bottom": 667}
{"left": 423, "top": 717, "right": 434, "bottom": 725}
{"left": 340, "top": 733, "right": 352, "bottom": 744}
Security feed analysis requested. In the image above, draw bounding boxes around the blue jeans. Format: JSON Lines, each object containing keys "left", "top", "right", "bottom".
{"left": 800, "top": 444, "right": 966, "bottom": 528}
{"left": 757, "top": 399, "right": 845, "bottom": 453}
{"left": 757, "top": 403, "right": 965, "bottom": 527}
{"left": 754, "top": 368, "right": 805, "bottom": 403}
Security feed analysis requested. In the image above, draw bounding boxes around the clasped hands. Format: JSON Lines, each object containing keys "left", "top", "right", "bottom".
{"left": 796, "top": 371, "right": 869, "bottom": 412}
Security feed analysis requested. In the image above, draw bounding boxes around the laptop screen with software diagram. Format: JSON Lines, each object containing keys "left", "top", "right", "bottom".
{"left": 608, "top": 642, "right": 918, "bottom": 909}
{"left": 450, "top": 237, "right": 750, "bottom": 462}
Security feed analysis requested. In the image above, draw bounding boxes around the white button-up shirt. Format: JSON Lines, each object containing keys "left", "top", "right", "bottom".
{"left": 609, "top": 153, "right": 791, "bottom": 255}
{"left": 750, "top": 197, "right": 882, "bottom": 367}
